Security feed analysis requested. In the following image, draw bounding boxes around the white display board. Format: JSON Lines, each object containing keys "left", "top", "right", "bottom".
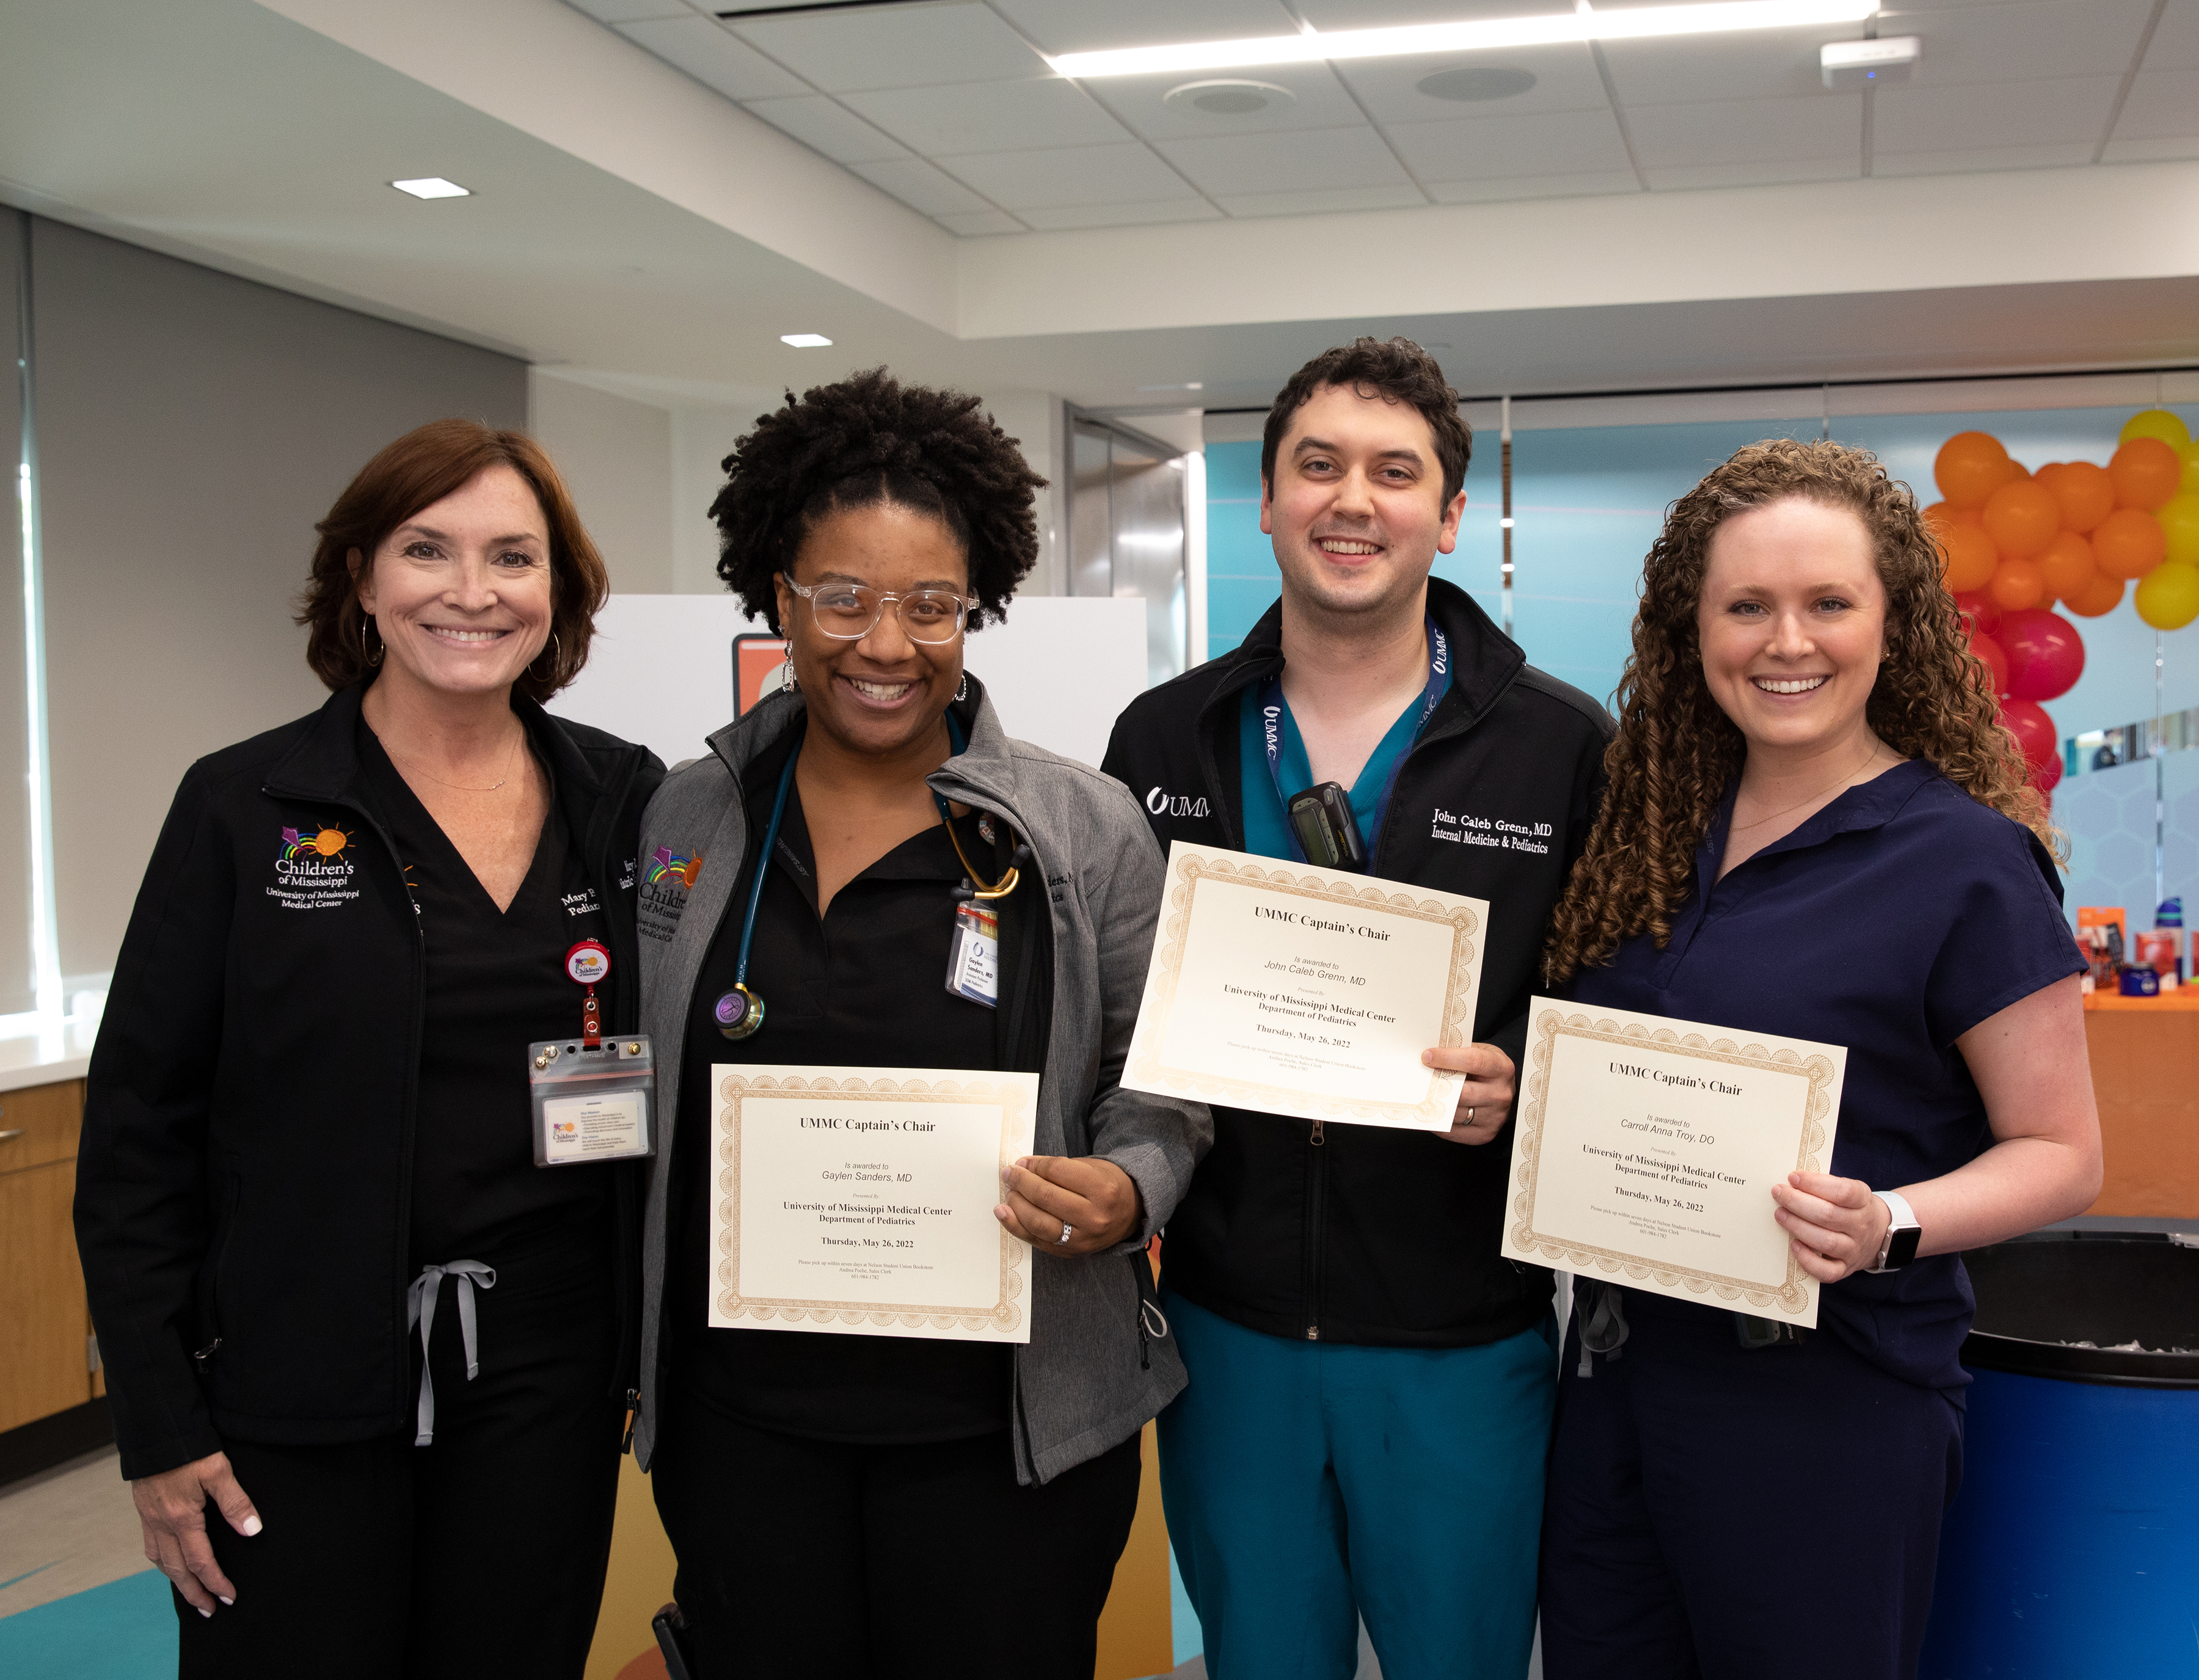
{"left": 548, "top": 594, "right": 1149, "bottom": 773}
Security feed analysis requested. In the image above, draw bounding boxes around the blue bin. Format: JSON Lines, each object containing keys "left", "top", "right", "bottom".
{"left": 1920, "top": 1235, "right": 2199, "bottom": 1679}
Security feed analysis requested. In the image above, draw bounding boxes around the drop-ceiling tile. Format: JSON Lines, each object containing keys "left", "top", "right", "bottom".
{"left": 847, "top": 156, "right": 995, "bottom": 214}
{"left": 939, "top": 143, "right": 1200, "bottom": 209}
{"left": 1293, "top": 0, "right": 1567, "bottom": 22}
{"left": 1891, "top": 0, "right": 2159, "bottom": 85}
{"left": 2137, "top": 0, "right": 2199, "bottom": 70}
{"left": 730, "top": 2, "right": 1049, "bottom": 92}
{"left": 1387, "top": 107, "right": 1633, "bottom": 178}
{"left": 615, "top": 17, "right": 812, "bottom": 101}
{"left": 2107, "top": 67, "right": 2199, "bottom": 138}
{"left": 935, "top": 209, "right": 1027, "bottom": 235}
{"left": 1425, "top": 169, "right": 1642, "bottom": 202}
{"left": 2101, "top": 133, "right": 2199, "bottom": 162}
{"left": 1873, "top": 75, "right": 2120, "bottom": 150}
{"left": 742, "top": 95, "right": 912, "bottom": 163}
{"left": 1643, "top": 156, "right": 1859, "bottom": 189}
{"left": 564, "top": 0, "right": 690, "bottom": 22}
{"left": 1076, "top": 64, "right": 1370, "bottom": 142}
{"left": 989, "top": 0, "right": 1299, "bottom": 56}
{"left": 1870, "top": 140, "right": 2097, "bottom": 172}
{"left": 1337, "top": 43, "right": 1610, "bottom": 122}
{"left": 1213, "top": 183, "right": 1429, "bottom": 216}
{"left": 1018, "top": 199, "right": 1228, "bottom": 229}
{"left": 1158, "top": 125, "right": 1411, "bottom": 195}
{"left": 842, "top": 79, "right": 1131, "bottom": 153}
{"left": 1600, "top": 24, "right": 1878, "bottom": 106}
{"left": 1625, "top": 93, "right": 1861, "bottom": 166}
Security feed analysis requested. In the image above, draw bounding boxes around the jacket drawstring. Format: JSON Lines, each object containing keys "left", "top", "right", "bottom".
{"left": 1574, "top": 1279, "right": 1630, "bottom": 1378}
{"left": 407, "top": 1262, "right": 497, "bottom": 1445}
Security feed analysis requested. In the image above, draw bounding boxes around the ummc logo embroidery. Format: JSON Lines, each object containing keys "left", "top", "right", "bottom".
{"left": 1147, "top": 786, "right": 1210, "bottom": 819}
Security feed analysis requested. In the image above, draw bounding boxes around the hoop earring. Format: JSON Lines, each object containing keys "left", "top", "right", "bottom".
{"left": 954, "top": 672, "right": 968, "bottom": 703}
{"left": 360, "top": 615, "right": 384, "bottom": 668}
{"left": 535, "top": 633, "right": 562, "bottom": 674}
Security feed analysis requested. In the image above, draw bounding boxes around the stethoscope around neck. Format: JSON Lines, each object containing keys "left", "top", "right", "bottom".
{"left": 714, "top": 710, "right": 1023, "bottom": 1040}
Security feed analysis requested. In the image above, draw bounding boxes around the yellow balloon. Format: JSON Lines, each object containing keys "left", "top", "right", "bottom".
{"left": 2123, "top": 409, "right": 2193, "bottom": 450}
{"left": 2162, "top": 492, "right": 2199, "bottom": 569}
{"left": 2183, "top": 440, "right": 2199, "bottom": 495}
{"left": 2135, "top": 561, "right": 2199, "bottom": 631}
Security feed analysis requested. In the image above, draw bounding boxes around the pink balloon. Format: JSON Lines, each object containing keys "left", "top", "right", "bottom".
{"left": 1968, "top": 629, "right": 2009, "bottom": 696}
{"left": 2030, "top": 750, "right": 2064, "bottom": 795}
{"left": 1999, "top": 696, "right": 2060, "bottom": 770}
{"left": 1997, "top": 609, "right": 2086, "bottom": 703}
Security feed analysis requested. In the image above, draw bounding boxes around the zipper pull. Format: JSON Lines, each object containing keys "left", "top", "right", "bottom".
{"left": 1310, "top": 1119, "right": 1325, "bottom": 1147}
{"left": 621, "top": 1388, "right": 638, "bottom": 1455}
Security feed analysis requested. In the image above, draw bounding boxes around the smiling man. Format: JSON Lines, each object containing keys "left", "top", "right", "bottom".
{"left": 1103, "top": 338, "right": 1613, "bottom": 1680}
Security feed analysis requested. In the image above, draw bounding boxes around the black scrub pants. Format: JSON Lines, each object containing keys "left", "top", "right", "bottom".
{"left": 1539, "top": 1287, "right": 1964, "bottom": 1680}
{"left": 651, "top": 1388, "right": 1143, "bottom": 1680}
{"left": 173, "top": 1234, "right": 625, "bottom": 1679}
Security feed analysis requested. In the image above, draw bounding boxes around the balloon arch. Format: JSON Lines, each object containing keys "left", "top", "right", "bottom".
{"left": 1933, "top": 409, "right": 2199, "bottom": 795}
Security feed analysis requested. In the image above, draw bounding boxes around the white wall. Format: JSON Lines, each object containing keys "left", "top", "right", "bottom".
{"left": 528, "top": 370, "right": 674, "bottom": 595}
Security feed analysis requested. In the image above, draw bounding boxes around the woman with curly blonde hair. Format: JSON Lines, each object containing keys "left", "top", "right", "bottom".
{"left": 1536, "top": 439, "right": 2101, "bottom": 1680}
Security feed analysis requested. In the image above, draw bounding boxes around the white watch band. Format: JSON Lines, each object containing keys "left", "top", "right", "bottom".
{"left": 1869, "top": 1189, "right": 1919, "bottom": 1272}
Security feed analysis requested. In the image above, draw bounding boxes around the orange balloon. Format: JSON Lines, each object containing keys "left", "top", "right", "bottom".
{"left": 1987, "top": 555, "right": 2046, "bottom": 610}
{"left": 2037, "top": 530, "right": 2098, "bottom": 599}
{"left": 1982, "top": 479, "right": 2062, "bottom": 558}
{"left": 2049, "top": 460, "right": 2116, "bottom": 533}
{"left": 1997, "top": 458, "right": 2030, "bottom": 485}
{"left": 1936, "top": 431, "right": 2010, "bottom": 509}
{"left": 2110, "top": 437, "right": 2181, "bottom": 511}
{"left": 2063, "top": 569, "right": 2124, "bottom": 617}
{"left": 1938, "top": 522, "right": 2000, "bottom": 592}
{"left": 2093, "top": 506, "right": 2168, "bottom": 579}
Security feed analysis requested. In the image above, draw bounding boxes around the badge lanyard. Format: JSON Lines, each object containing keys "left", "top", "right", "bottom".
{"left": 529, "top": 945, "right": 654, "bottom": 1166}
{"left": 565, "top": 940, "right": 611, "bottom": 1047}
{"left": 714, "top": 745, "right": 800, "bottom": 1041}
{"left": 1260, "top": 617, "right": 1448, "bottom": 866}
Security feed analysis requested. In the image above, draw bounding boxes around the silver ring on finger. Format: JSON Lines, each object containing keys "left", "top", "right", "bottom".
{"left": 1058, "top": 1221, "right": 1073, "bottom": 1245}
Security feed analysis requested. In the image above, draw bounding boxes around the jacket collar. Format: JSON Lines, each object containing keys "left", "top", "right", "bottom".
{"left": 704, "top": 673, "right": 1021, "bottom": 815}
{"left": 1207, "top": 574, "right": 1525, "bottom": 728}
{"left": 264, "top": 680, "right": 608, "bottom": 810}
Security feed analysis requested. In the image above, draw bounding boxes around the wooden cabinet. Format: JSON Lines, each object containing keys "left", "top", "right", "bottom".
{"left": 0, "top": 1079, "right": 97, "bottom": 1434}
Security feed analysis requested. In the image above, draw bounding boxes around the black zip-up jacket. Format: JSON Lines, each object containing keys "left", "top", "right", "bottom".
{"left": 1101, "top": 578, "right": 1613, "bottom": 1348}
{"left": 75, "top": 684, "right": 663, "bottom": 1480}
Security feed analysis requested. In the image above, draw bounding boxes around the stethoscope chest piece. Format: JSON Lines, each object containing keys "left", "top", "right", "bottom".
{"left": 715, "top": 984, "right": 765, "bottom": 1040}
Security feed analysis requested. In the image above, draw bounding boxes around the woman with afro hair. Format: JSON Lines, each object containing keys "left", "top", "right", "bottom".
{"left": 1535, "top": 439, "right": 2099, "bottom": 1680}
{"left": 627, "top": 369, "right": 1209, "bottom": 1678}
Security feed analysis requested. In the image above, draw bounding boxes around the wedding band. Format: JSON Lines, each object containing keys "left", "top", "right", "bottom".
{"left": 1467, "top": 1106, "right": 1476, "bottom": 1123}
{"left": 1058, "top": 1221, "right": 1073, "bottom": 1245}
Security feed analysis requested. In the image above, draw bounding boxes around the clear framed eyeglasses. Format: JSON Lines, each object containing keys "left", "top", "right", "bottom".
{"left": 783, "top": 577, "right": 974, "bottom": 645}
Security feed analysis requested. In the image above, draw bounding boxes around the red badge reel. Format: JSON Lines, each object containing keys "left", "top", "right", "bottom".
{"left": 566, "top": 940, "right": 611, "bottom": 1049}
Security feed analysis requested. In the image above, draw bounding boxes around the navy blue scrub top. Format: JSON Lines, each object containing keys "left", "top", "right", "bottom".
{"left": 1567, "top": 758, "right": 2082, "bottom": 1393}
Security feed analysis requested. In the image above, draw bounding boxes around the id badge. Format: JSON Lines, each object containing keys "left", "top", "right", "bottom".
{"left": 528, "top": 1035, "right": 655, "bottom": 1166}
{"left": 946, "top": 901, "right": 1000, "bottom": 1007}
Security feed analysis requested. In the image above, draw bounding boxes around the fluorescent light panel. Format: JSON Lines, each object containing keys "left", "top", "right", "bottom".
{"left": 390, "top": 177, "right": 471, "bottom": 199}
{"left": 781, "top": 333, "right": 834, "bottom": 347}
{"left": 1048, "top": 0, "right": 1876, "bottom": 79}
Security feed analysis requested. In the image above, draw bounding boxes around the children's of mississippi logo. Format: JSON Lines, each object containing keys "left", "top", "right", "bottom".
{"left": 646, "top": 847, "right": 702, "bottom": 889}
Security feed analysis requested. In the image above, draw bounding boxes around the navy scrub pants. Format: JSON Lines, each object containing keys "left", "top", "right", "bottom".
{"left": 1539, "top": 1287, "right": 1964, "bottom": 1680}
{"left": 1157, "top": 1288, "right": 1557, "bottom": 1680}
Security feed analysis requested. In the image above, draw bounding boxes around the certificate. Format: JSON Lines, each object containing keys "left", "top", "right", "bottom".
{"left": 1120, "top": 842, "right": 1488, "bottom": 1131}
{"left": 706, "top": 1066, "right": 1038, "bottom": 1343}
{"left": 1500, "top": 999, "right": 1847, "bottom": 1326}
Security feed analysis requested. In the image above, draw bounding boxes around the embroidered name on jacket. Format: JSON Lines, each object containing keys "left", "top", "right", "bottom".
{"left": 1430, "top": 808, "right": 1553, "bottom": 853}
{"left": 269, "top": 824, "right": 362, "bottom": 910}
{"left": 638, "top": 845, "right": 702, "bottom": 943}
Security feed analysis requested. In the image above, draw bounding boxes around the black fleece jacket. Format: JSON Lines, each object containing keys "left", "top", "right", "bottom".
{"left": 75, "top": 684, "right": 663, "bottom": 1478}
{"left": 1101, "top": 578, "right": 1613, "bottom": 1348}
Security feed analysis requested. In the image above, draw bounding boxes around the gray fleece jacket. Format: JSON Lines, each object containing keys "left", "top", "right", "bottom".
{"left": 631, "top": 680, "right": 1211, "bottom": 1483}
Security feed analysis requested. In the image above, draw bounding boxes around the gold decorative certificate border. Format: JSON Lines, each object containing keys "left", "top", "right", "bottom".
{"left": 712, "top": 1072, "right": 1029, "bottom": 1337}
{"left": 1127, "top": 847, "right": 1483, "bottom": 1125}
{"left": 1508, "top": 1007, "right": 1839, "bottom": 1317}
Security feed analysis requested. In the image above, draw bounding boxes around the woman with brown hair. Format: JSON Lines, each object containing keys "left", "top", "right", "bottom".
{"left": 75, "top": 418, "right": 663, "bottom": 1677}
{"left": 1536, "top": 439, "right": 2100, "bottom": 1680}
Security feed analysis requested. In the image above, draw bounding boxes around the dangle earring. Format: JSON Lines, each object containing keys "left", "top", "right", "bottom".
{"left": 779, "top": 655, "right": 799, "bottom": 694}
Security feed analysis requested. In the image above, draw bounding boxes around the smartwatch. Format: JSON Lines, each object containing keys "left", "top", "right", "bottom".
{"left": 1867, "top": 1189, "right": 1922, "bottom": 1273}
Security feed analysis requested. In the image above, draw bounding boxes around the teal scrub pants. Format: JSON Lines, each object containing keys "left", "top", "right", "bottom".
{"left": 1158, "top": 1289, "right": 1556, "bottom": 1680}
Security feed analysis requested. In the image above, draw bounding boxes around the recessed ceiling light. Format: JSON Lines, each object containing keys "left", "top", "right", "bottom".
{"left": 1418, "top": 65, "right": 1537, "bottom": 101}
{"left": 781, "top": 333, "right": 833, "bottom": 348}
{"left": 1048, "top": 0, "right": 1876, "bottom": 79}
{"left": 1163, "top": 79, "right": 1297, "bottom": 116}
{"left": 390, "top": 177, "right": 470, "bottom": 199}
